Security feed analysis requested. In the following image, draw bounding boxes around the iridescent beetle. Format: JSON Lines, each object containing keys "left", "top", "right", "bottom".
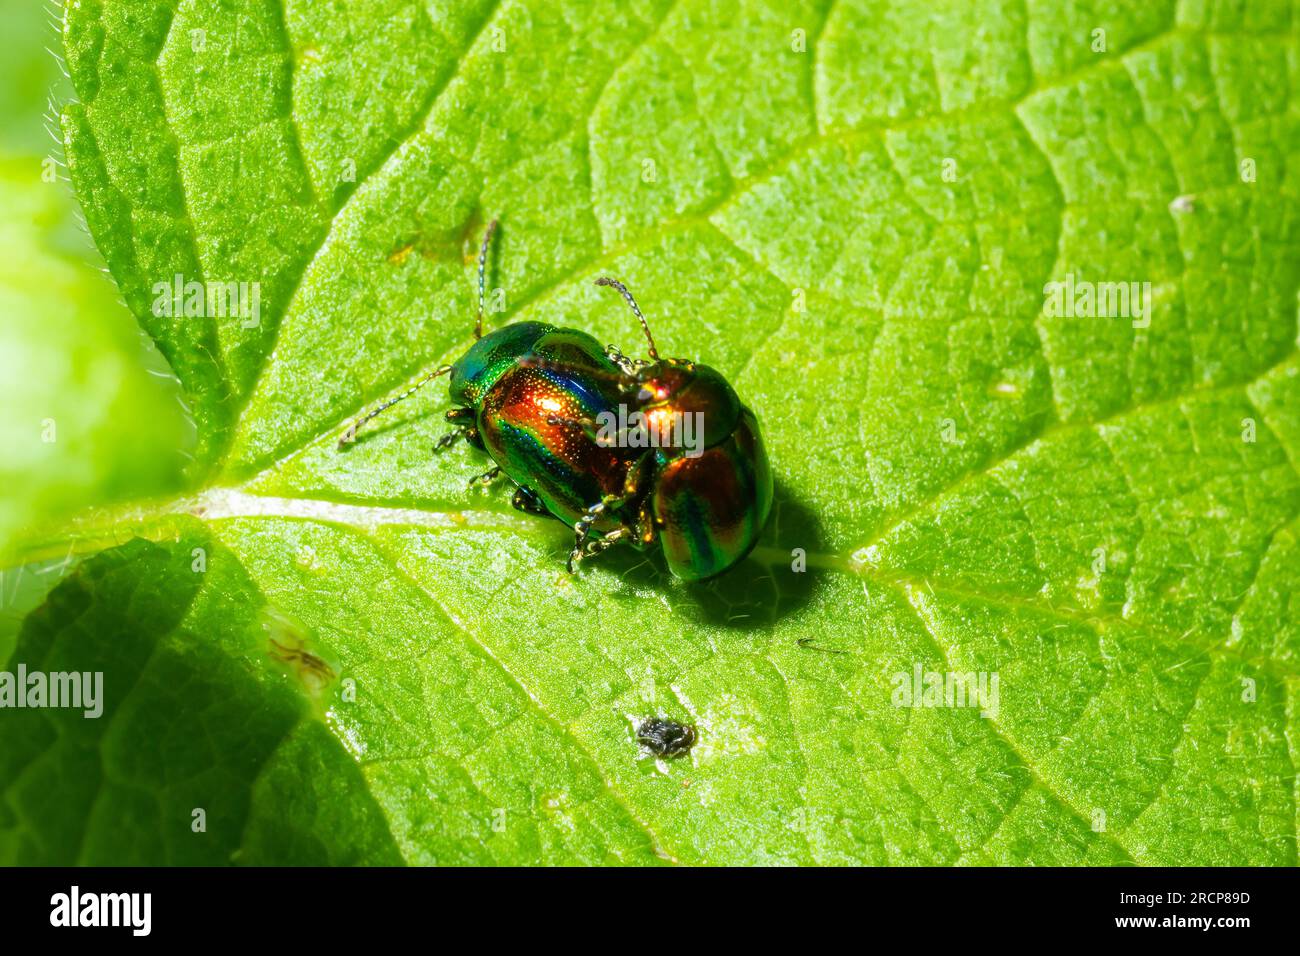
{"left": 339, "top": 221, "right": 773, "bottom": 581}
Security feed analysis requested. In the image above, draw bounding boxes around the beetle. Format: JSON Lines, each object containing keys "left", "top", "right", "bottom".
{"left": 635, "top": 717, "right": 697, "bottom": 757}
{"left": 339, "top": 220, "right": 773, "bottom": 581}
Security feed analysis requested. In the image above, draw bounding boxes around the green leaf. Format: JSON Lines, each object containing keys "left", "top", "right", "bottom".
{"left": 0, "top": 532, "right": 405, "bottom": 865}
{"left": 9, "top": 0, "right": 1299, "bottom": 864}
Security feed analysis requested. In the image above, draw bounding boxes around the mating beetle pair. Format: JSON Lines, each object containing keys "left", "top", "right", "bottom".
{"left": 340, "top": 221, "right": 773, "bottom": 581}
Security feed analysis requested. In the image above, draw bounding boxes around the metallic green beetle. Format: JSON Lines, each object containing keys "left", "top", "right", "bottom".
{"left": 340, "top": 221, "right": 773, "bottom": 581}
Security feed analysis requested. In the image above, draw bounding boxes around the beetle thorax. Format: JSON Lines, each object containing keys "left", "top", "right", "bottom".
{"left": 633, "top": 360, "right": 742, "bottom": 452}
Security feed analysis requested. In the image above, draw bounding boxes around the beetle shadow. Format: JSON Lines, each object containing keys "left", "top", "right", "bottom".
{"left": 598, "top": 478, "right": 827, "bottom": 630}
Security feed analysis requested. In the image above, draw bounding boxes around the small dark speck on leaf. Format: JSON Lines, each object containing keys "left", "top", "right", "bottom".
{"left": 636, "top": 717, "right": 697, "bottom": 757}
{"left": 797, "top": 637, "right": 847, "bottom": 654}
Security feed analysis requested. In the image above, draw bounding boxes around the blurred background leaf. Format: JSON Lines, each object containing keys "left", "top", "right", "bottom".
{"left": 0, "top": 0, "right": 188, "bottom": 566}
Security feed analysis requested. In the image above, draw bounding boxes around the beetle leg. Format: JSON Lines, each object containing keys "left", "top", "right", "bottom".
{"left": 435, "top": 408, "right": 478, "bottom": 452}
{"left": 635, "top": 495, "right": 657, "bottom": 547}
{"left": 568, "top": 502, "right": 605, "bottom": 572}
{"left": 568, "top": 496, "right": 627, "bottom": 573}
{"left": 614, "top": 452, "right": 659, "bottom": 547}
{"left": 435, "top": 428, "right": 466, "bottom": 450}
{"left": 519, "top": 355, "right": 639, "bottom": 393}
{"left": 577, "top": 528, "right": 630, "bottom": 566}
{"left": 466, "top": 465, "right": 502, "bottom": 488}
{"left": 544, "top": 413, "right": 601, "bottom": 440}
{"left": 545, "top": 413, "right": 646, "bottom": 449}
{"left": 566, "top": 454, "right": 655, "bottom": 571}
{"left": 511, "top": 486, "right": 554, "bottom": 518}
{"left": 629, "top": 470, "right": 660, "bottom": 547}
{"left": 568, "top": 520, "right": 632, "bottom": 573}
{"left": 605, "top": 344, "right": 649, "bottom": 377}
{"left": 545, "top": 413, "right": 630, "bottom": 450}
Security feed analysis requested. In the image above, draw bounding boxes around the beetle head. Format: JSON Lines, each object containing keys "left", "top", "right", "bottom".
{"left": 626, "top": 358, "right": 741, "bottom": 451}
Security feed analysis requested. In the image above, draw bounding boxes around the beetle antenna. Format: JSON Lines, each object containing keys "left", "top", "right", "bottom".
{"left": 595, "top": 276, "right": 659, "bottom": 360}
{"left": 338, "top": 364, "right": 454, "bottom": 448}
{"left": 474, "top": 218, "right": 499, "bottom": 340}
